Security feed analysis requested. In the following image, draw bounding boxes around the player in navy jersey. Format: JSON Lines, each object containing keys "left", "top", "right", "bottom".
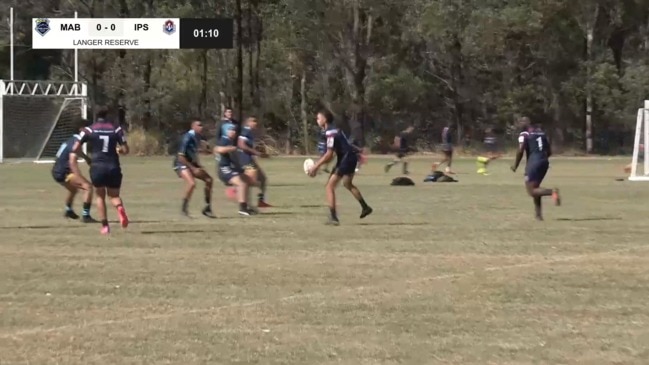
{"left": 214, "top": 124, "right": 255, "bottom": 216}
{"left": 52, "top": 118, "right": 95, "bottom": 222}
{"left": 72, "top": 106, "right": 129, "bottom": 234}
{"left": 173, "top": 118, "right": 214, "bottom": 217}
{"left": 432, "top": 122, "right": 455, "bottom": 174}
{"left": 237, "top": 117, "right": 272, "bottom": 207}
{"left": 511, "top": 122, "right": 561, "bottom": 220}
{"left": 385, "top": 126, "right": 414, "bottom": 175}
{"left": 307, "top": 110, "right": 372, "bottom": 225}
{"left": 216, "top": 107, "right": 239, "bottom": 143}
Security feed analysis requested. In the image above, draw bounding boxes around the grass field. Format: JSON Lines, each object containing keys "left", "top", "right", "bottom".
{"left": 1, "top": 156, "right": 648, "bottom": 364}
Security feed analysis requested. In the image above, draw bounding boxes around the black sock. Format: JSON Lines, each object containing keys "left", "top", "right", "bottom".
{"left": 534, "top": 197, "right": 542, "bottom": 217}
{"left": 239, "top": 202, "right": 247, "bottom": 211}
{"left": 403, "top": 162, "right": 408, "bottom": 173}
{"left": 204, "top": 190, "right": 211, "bottom": 205}
{"left": 182, "top": 198, "right": 188, "bottom": 211}
{"left": 329, "top": 207, "right": 338, "bottom": 220}
{"left": 101, "top": 219, "right": 108, "bottom": 227}
{"left": 258, "top": 193, "right": 264, "bottom": 201}
{"left": 82, "top": 202, "right": 91, "bottom": 217}
{"left": 359, "top": 198, "right": 369, "bottom": 209}
{"left": 65, "top": 203, "right": 72, "bottom": 212}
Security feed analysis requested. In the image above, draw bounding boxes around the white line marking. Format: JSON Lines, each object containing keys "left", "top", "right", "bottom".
{"left": 0, "top": 247, "right": 642, "bottom": 339}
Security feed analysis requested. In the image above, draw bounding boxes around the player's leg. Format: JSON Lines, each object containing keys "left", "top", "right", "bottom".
{"left": 66, "top": 173, "right": 96, "bottom": 222}
{"left": 177, "top": 167, "right": 196, "bottom": 215}
{"left": 193, "top": 168, "right": 215, "bottom": 217}
{"left": 106, "top": 168, "right": 128, "bottom": 228}
{"left": 229, "top": 174, "right": 255, "bottom": 215}
{"left": 325, "top": 172, "right": 342, "bottom": 225}
{"left": 62, "top": 180, "right": 80, "bottom": 219}
{"left": 94, "top": 186, "right": 110, "bottom": 234}
{"left": 385, "top": 152, "right": 403, "bottom": 173}
{"left": 341, "top": 174, "right": 373, "bottom": 219}
{"left": 401, "top": 153, "right": 410, "bottom": 175}
{"left": 255, "top": 167, "right": 272, "bottom": 207}
{"left": 444, "top": 150, "right": 454, "bottom": 173}
{"left": 524, "top": 162, "right": 557, "bottom": 220}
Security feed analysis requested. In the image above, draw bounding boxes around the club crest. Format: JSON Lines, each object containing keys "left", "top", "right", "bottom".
{"left": 35, "top": 18, "right": 50, "bottom": 36}
{"left": 163, "top": 20, "right": 175, "bottom": 35}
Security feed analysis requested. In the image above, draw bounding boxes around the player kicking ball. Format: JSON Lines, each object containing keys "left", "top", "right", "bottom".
{"left": 307, "top": 110, "right": 372, "bottom": 225}
{"left": 173, "top": 118, "right": 214, "bottom": 217}
{"left": 385, "top": 126, "right": 414, "bottom": 175}
{"left": 215, "top": 124, "right": 256, "bottom": 216}
{"left": 511, "top": 121, "right": 561, "bottom": 221}
{"left": 237, "top": 117, "right": 272, "bottom": 208}
{"left": 432, "top": 122, "right": 455, "bottom": 174}
{"left": 52, "top": 118, "right": 96, "bottom": 222}
{"left": 72, "top": 106, "right": 129, "bottom": 234}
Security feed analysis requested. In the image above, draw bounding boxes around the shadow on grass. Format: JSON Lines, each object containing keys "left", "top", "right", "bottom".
{"left": 556, "top": 217, "right": 622, "bottom": 222}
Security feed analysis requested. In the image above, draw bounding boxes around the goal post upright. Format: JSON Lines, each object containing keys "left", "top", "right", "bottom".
{"left": 628, "top": 100, "right": 649, "bottom": 181}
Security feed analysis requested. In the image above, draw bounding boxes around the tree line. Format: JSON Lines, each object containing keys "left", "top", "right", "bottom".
{"left": 1, "top": 0, "right": 649, "bottom": 155}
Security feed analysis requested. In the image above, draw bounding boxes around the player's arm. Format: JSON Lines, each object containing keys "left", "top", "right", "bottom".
{"left": 214, "top": 138, "right": 237, "bottom": 154}
{"left": 511, "top": 136, "right": 527, "bottom": 172}
{"left": 70, "top": 132, "right": 88, "bottom": 176}
{"left": 237, "top": 135, "right": 259, "bottom": 156}
{"left": 313, "top": 136, "right": 335, "bottom": 171}
{"left": 116, "top": 127, "right": 129, "bottom": 154}
{"left": 545, "top": 137, "right": 552, "bottom": 158}
{"left": 77, "top": 150, "right": 92, "bottom": 165}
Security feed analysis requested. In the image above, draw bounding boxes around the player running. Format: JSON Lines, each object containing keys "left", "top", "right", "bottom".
{"left": 385, "top": 126, "right": 414, "bottom": 175}
{"left": 476, "top": 127, "right": 502, "bottom": 175}
{"left": 215, "top": 124, "right": 256, "bottom": 215}
{"left": 432, "top": 122, "right": 455, "bottom": 174}
{"left": 237, "top": 117, "right": 272, "bottom": 208}
{"left": 52, "top": 118, "right": 96, "bottom": 222}
{"left": 72, "top": 107, "right": 129, "bottom": 234}
{"left": 307, "top": 110, "right": 372, "bottom": 225}
{"left": 173, "top": 118, "right": 214, "bottom": 217}
{"left": 511, "top": 121, "right": 561, "bottom": 221}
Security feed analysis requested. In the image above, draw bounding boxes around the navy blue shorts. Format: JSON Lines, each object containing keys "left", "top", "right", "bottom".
{"left": 173, "top": 161, "right": 200, "bottom": 177}
{"left": 332, "top": 153, "right": 358, "bottom": 177}
{"left": 484, "top": 143, "right": 498, "bottom": 153}
{"left": 52, "top": 169, "right": 68, "bottom": 184}
{"left": 90, "top": 165, "right": 122, "bottom": 189}
{"left": 218, "top": 166, "right": 241, "bottom": 185}
{"left": 237, "top": 152, "right": 258, "bottom": 170}
{"left": 525, "top": 160, "right": 549, "bottom": 184}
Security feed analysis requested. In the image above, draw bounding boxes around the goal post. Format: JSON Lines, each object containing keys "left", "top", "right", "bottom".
{"left": 628, "top": 100, "right": 649, "bottom": 181}
{"left": 0, "top": 80, "right": 88, "bottom": 164}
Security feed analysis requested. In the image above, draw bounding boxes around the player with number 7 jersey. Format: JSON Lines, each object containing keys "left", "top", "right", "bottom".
{"left": 73, "top": 108, "right": 129, "bottom": 234}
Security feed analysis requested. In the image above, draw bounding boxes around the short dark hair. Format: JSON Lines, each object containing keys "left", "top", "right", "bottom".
{"left": 96, "top": 105, "right": 110, "bottom": 119}
{"left": 318, "top": 109, "right": 334, "bottom": 123}
{"left": 189, "top": 116, "right": 202, "bottom": 123}
{"left": 78, "top": 118, "right": 90, "bottom": 129}
{"left": 224, "top": 106, "right": 232, "bottom": 112}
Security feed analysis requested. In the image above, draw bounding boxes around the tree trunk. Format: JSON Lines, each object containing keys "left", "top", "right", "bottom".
{"left": 235, "top": 0, "right": 244, "bottom": 123}
{"left": 300, "top": 69, "right": 308, "bottom": 153}
{"left": 254, "top": 19, "right": 262, "bottom": 108}
{"left": 585, "top": 22, "right": 594, "bottom": 154}
{"left": 199, "top": 50, "right": 208, "bottom": 115}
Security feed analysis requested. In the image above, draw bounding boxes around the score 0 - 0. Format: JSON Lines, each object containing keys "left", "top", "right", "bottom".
{"left": 88, "top": 20, "right": 124, "bottom": 36}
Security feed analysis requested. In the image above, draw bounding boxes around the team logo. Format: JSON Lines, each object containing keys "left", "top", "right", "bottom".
{"left": 35, "top": 18, "right": 50, "bottom": 36}
{"left": 163, "top": 20, "right": 175, "bottom": 35}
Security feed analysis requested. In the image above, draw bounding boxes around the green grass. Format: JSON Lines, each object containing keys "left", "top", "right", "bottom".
{"left": 1, "top": 156, "right": 648, "bottom": 364}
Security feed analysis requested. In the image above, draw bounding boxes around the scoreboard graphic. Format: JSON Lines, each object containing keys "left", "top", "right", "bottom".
{"left": 32, "top": 18, "right": 234, "bottom": 49}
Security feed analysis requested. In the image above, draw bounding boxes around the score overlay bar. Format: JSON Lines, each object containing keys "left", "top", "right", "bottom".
{"left": 32, "top": 18, "right": 181, "bottom": 49}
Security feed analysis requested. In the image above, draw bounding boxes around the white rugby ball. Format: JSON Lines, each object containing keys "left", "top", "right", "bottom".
{"left": 303, "top": 158, "right": 315, "bottom": 174}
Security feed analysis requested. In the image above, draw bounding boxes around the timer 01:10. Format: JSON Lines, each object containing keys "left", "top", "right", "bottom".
{"left": 194, "top": 29, "right": 219, "bottom": 38}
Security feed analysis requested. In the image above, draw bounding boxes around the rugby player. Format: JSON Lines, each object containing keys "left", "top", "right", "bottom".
{"left": 215, "top": 124, "right": 256, "bottom": 215}
{"left": 52, "top": 118, "right": 95, "bottom": 222}
{"left": 237, "top": 117, "right": 272, "bottom": 207}
{"left": 173, "top": 118, "right": 214, "bottom": 217}
{"left": 432, "top": 122, "right": 455, "bottom": 174}
{"left": 511, "top": 121, "right": 561, "bottom": 220}
{"left": 308, "top": 110, "right": 372, "bottom": 225}
{"left": 385, "top": 126, "right": 414, "bottom": 175}
{"left": 72, "top": 106, "right": 129, "bottom": 234}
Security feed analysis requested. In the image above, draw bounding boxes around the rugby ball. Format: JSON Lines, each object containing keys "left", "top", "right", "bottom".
{"left": 303, "top": 158, "right": 315, "bottom": 174}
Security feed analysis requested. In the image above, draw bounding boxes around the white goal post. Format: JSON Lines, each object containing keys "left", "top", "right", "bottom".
{"left": 628, "top": 100, "right": 649, "bottom": 181}
{"left": 0, "top": 80, "right": 88, "bottom": 164}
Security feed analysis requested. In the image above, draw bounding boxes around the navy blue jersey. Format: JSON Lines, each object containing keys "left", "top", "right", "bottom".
{"left": 175, "top": 130, "right": 200, "bottom": 166}
{"left": 52, "top": 134, "right": 80, "bottom": 175}
{"left": 79, "top": 120, "right": 125, "bottom": 166}
{"left": 324, "top": 125, "right": 354, "bottom": 158}
{"left": 238, "top": 126, "right": 255, "bottom": 154}
{"left": 317, "top": 129, "right": 327, "bottom": 155}
{"left": 484, "top": 135, "right": 496, "bottom": 145}
{"left": 217, "top": 136, "right": 237, "bottom": 168}
{"left": 524, "top": 128, "right": 550, "bottom": 162}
